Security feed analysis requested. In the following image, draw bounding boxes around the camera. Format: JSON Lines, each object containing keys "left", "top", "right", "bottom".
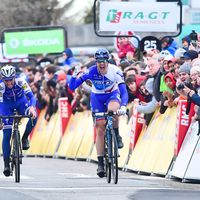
{"left": 177, "top": 81, "right": 192, "bottom": 91}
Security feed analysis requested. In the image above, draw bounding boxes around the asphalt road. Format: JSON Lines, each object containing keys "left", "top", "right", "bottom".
{"left": 0, "top": 157, "right": 199, "bottom": 200}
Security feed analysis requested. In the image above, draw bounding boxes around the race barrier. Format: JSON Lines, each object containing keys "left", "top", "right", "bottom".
{"left": 26, "top": 108, "right": 59, "bottom": 156}
{"left": 174, "top": 100, "right": 194, "bottom": 156}
{"left": 56, "top": 111, "right": 94, "bottom": 159}
{"left": 126, "top": 107, "right": 177, "bottom": 175}
{"left": 8, "top": 96, "right": 199, "bottom": 183}
{"left": 170, "top": 121, "right": 200, "bottom": 182}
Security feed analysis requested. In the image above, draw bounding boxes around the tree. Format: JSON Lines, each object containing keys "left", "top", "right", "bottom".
{"left": 0, "top": 0, "right": 57, "bottom": 32}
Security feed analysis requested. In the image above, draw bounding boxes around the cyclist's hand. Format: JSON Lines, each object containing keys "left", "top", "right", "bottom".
{"left": 72, "top": 65, "right": 81, "bottom": 78}
{"left": 117, "top": 106, "right": 127, "bottom": 115}
{"left": 29, "top": 106, "right": 37, "bottom": 119}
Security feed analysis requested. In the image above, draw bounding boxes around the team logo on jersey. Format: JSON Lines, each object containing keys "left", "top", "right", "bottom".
{"left": 18, "top": 81, "right": 23, "bottom": 86}
{"left": 22, "top": 83, "right": 28, "bottom": 90}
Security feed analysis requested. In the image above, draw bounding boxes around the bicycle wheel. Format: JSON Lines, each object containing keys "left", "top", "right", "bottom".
{"left": 110, "top": 130, "right": 118, "bottom": 184}
{"left": 104, "top": 147, "right": 111, "bottom": 183}
{"left": 13, "top": 130, "right": 20, "bottom": 183}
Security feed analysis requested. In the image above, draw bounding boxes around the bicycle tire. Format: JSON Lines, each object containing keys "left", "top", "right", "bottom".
{"left": 104, "top": 147, "right": 111, "bottom": 183}
{"left": 13, "top": 130, "right": 20, "bottom": 183}
{"left": 111, "top": 130, "right": 118, "bottom": 184}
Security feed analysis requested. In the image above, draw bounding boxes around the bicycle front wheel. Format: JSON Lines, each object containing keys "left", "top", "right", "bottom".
{"left": 13, "top": 130, "right": 20, "bottom": 183}
{"left": 104, "top": 147, "right": 111, "bottom": 183}
{"left": 110, "top": 130, "right": 118, "bottom": 184}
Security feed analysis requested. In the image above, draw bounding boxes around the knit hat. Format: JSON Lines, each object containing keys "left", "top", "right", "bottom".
{"left": 178, "top": 62, "right": 191, "bottom": 74}
{"left": 145, "top": 77, "right": 154, "bottom": 95}
{"left": 190, "top": 66, "right": 200, "bottom": 75}
{"left": 183, "top": 50, "right": 198, "bottom": 61}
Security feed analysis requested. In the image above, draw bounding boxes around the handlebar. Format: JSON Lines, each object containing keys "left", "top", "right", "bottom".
{"left": 94, "top": 109, "right": 129, "bottom": 117}
{"left": 0, "top": 114, "right": 33, "bottom": 119}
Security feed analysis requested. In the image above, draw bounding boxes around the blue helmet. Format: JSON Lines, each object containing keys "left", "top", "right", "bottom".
{"left": 94, "top": 48, "right": 110, "bottom": 61}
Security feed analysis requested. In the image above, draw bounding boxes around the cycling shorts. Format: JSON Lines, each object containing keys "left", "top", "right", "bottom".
{"left": 90, "top": 89, "right": 121, "bottom": 114}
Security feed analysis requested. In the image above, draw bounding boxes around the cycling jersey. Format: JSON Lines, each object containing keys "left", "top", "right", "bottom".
{"left": 0, "top": 76, "right": 37, "bottom": 160}
{"left": 0, "top": 76, "right": 36, "bottom": 106}
{"left": 69, "top": 63, "right": 128, "bottom": 112}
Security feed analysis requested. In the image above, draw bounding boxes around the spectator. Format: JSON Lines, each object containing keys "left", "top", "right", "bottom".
{"left": 161, "top": 36, "right": 177, "bottom": 56}
{"left": 62, "top": 48, "right": 78, "bottom": 71}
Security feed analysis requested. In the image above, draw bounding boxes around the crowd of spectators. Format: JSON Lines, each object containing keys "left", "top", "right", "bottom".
{"left": 9, "top": 30, "right": 200, "bottom": 127}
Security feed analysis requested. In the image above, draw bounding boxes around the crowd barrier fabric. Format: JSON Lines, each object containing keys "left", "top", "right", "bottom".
{"left": 118, "top": 114, "right": 132, "bottom": 169}
{"left": 56, "top": 114, "right": 74, "bottom": 157}
{"left": 170, "top": 121, "right": 200, "bottom": 181}
{"left": 129, "top": 99, "right": 144, "bottom": 150}
{"left": 26, "top": 108, "right": 58, "bottom": 156}
{"left": 127, "top": 107, "right": 177, "bottom": 175}
{"left": 75, "top": 113, "right": 95, "bottom": 160}
{"left": 56, "top": 112, "right": 91, "bottom": 158}
{"left": 58, "top": 97, "right": 72, "bottom": 136}
{"left": 174, "top": 100, "right": 193, "bottom": 156}
{"left": 44, "top": 112, "right": 62, "bottom": 156}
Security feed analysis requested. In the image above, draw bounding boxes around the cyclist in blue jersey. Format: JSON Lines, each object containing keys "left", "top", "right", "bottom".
{"left": 0, "top": 65, "right": 37, "bottom": 177}
{"left": 69, "top": 48, "right": 128, "bottom": 178}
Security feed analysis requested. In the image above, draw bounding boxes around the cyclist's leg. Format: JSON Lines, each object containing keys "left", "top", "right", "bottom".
{"left": 0, "top": 103, "right": 13, "bottom": 176}
{"left": 91, "top": 93, "right": 106, "bottom": 177}
{"left": 106, "top": 91, "right": 124, "bottom": 148}
{"left": 17, "top": 97, "right": 37, "bottom": 150}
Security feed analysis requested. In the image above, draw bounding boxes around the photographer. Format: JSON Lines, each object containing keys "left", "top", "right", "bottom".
{"left": 182, "top": 66, "right": 200, "bottom": 107}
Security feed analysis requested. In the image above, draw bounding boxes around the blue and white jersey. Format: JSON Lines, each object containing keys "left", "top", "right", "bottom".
{"left": 80, "top": 64, "right": 124, "bottom": 94}
{"left": 0, "top": 76, "right": 33, "bottom": 103}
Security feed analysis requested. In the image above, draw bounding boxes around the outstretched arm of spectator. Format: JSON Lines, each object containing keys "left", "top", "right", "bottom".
{"left": 136, "top": 96, "right": 157, "bottom": 114}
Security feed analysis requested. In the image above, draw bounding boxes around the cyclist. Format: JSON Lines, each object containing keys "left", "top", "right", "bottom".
{"left": 69, "top": 48, "right": 128, "bottom": 178}
{"left": 0, "top": 65, "right": 37, "bottom": 177}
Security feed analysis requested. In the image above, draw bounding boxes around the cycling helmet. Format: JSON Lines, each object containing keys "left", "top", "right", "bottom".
{"left": 94, "top": 48, "right": 110, "bottom": 61}
{"left": 0, "top": 65, "right": 16, "bottom": 80}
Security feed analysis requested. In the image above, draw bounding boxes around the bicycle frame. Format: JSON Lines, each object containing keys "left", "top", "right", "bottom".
{"left": 0, "top": 111, "right": 32, "bottom": 182}
{"left": 94, "top": 111, "right": 120, "bottom": 184}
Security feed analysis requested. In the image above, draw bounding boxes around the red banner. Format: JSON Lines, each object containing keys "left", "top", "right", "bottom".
{"left": 58, "top": 97, "right": 72, "bottom": 136}
{"left": 174, "top": 100, "right": 194, "bottom": 156}
{"left": 130, "top": 99, "right": 145, "bottom": 150}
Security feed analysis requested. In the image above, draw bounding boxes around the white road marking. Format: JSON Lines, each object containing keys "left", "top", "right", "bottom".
{"left": 0, "top": 186, "right": 185, "bottom": 191}
{"left": 0, "top": 175, "right": 33, "bottom": 179}
{"left": 57, "top": 173, "right": 93, "bottom": 178}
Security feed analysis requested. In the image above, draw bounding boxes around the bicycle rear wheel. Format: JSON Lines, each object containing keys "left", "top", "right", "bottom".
{"left": 110, "top": 130, "right": 118, "bottom": 184}
{"left": 13, "top": 130, "right": 20, "bottom": 183}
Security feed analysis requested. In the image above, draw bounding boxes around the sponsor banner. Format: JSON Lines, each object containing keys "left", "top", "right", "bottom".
{"left": 58, "top": 97, "right": 72, "bottom": 136}
{"left": 99, "top": 2, "right": 178, "bottom": 32}
{"left": 174, "top": 100, "right": 193, "bottom": 156}
{"left": 130, "top": 99, "right": 144, "bottom": 150}
{"left": 4, "top": 29, "right": 65, "bottom": 55}
{"left": 170, "top": 121, "right": 200, "bottom": 179}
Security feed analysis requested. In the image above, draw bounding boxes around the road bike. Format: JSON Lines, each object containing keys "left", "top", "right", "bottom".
{"left": 94, "top": 111, "right": 120, "bottom": 184}
{"left": 0, "top": 110, "right": 32, "bottom": 182}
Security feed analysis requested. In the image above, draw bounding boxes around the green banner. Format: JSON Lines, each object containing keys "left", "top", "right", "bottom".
{"left": 4, "top": 29, "right": 65, "bottom": 55}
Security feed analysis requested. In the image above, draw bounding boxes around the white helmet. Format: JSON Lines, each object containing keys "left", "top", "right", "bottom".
{"left": 0, "top": 65, "right": 16, "bottom": 80}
